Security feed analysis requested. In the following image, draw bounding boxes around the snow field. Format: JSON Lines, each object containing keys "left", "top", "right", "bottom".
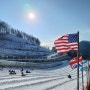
{"left": 0, "top": 61, "right": 87, "bottom": 90}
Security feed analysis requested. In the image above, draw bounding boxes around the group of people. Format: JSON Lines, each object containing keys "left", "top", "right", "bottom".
{"left": 9, "top": 70, "right": 16, "bottom": 74}
{"left": 9, "top": 68, "right": 31, "bottom": 76}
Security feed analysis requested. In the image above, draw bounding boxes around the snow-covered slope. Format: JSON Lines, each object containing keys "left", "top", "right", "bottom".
{"left": 0, "top": 60, "right": 87, "bottom": 90}
{"left": 0, "top": 33, "right": 51, "bottom": 57}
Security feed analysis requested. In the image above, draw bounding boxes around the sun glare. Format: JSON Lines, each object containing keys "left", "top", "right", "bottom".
{"left": 28, "top": 13, "right": 35, "bottom": 19}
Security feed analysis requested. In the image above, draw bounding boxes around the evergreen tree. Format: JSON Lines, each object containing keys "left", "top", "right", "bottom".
{"left": 79, "top": 41, "right": 90, "bottom": 59}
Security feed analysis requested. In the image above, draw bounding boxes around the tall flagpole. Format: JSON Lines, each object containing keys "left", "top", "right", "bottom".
{"left": 82, "top": 60, "right": 84, "bottom": 90}
{"left": 87, "top": 60, "right": 89, "bottom": 89}
{"left": 77, "top": 31, "right": 79, "bottom": 90}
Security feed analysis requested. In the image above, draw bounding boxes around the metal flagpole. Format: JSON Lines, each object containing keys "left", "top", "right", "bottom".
{"left": 82, "top": 60, "right": 84, "bottom": 90}
{"left": 77, "top": 31, "right": 79, "bottom": 90}
{"left": 86, "top": 70, "right": 88, "bottom": 90}
{"left": 87, "top": 60, "right": 89, "bottom": 89}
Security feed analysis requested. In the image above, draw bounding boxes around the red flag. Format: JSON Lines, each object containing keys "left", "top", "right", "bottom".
{"left": 69, "top": 56, "right": 83, "bottom": 69}
{"left": 54, "top": 33, "right": 78, "bottom": 54}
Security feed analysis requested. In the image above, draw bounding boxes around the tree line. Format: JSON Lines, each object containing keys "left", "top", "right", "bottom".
{"left": 0, "top": 20, "right": 40, "bottom": 45}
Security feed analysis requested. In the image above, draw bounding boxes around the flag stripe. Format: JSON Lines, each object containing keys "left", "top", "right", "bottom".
{"left": 54, "top": 41, "right": 68, "bottom": 44}
{"left": 56, "top": 47, "right": 78, "bottom": 51}
{"left": 55, "top": 43, "right": 78, "bottom": 46}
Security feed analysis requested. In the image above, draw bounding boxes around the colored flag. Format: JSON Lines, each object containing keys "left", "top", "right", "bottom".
{"left": 80, "top": 60, "right": 88, "bottom": 71}
{"left": 69, "top": 56, "right": 83, "bottom": 69}
{"left": 54, "top": 33, "right": 78, "bottom": 54}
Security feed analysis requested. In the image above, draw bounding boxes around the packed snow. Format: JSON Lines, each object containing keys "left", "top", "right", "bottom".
{"left": 0, "top": 60, "right": 87, "bottom": 90}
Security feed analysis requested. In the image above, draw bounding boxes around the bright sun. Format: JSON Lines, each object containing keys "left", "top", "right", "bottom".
{"left": 28, "top": 13, "right": 35, "bottom": 19}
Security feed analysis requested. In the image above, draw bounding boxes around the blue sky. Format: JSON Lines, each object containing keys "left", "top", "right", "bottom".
{"left": 0, "top": 0, "right": 90, "bottom": 49}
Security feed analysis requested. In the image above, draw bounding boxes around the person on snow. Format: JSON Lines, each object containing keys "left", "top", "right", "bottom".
{"left": 21, "top": 68, "right": 25, "bottom": 76}
{"left": 68, "top": 74, "right": 71, "bottom": 78}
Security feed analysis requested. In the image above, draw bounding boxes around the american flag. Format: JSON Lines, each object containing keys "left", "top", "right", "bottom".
{"left": 69, "top": 56, "right": 83, "bottom": 69}
{"left": 54, "top": 33, "right": 78, "bottom": 54}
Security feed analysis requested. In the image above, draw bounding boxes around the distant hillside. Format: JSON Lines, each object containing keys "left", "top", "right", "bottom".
{"left": 0, "top": 20, "right": 51, "bottom": 58}
{"left": 79, "top": 41, "right": 90, "bottom": 59}
{"left": 0, "top": 20, "right": 40, "bottom": 45}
